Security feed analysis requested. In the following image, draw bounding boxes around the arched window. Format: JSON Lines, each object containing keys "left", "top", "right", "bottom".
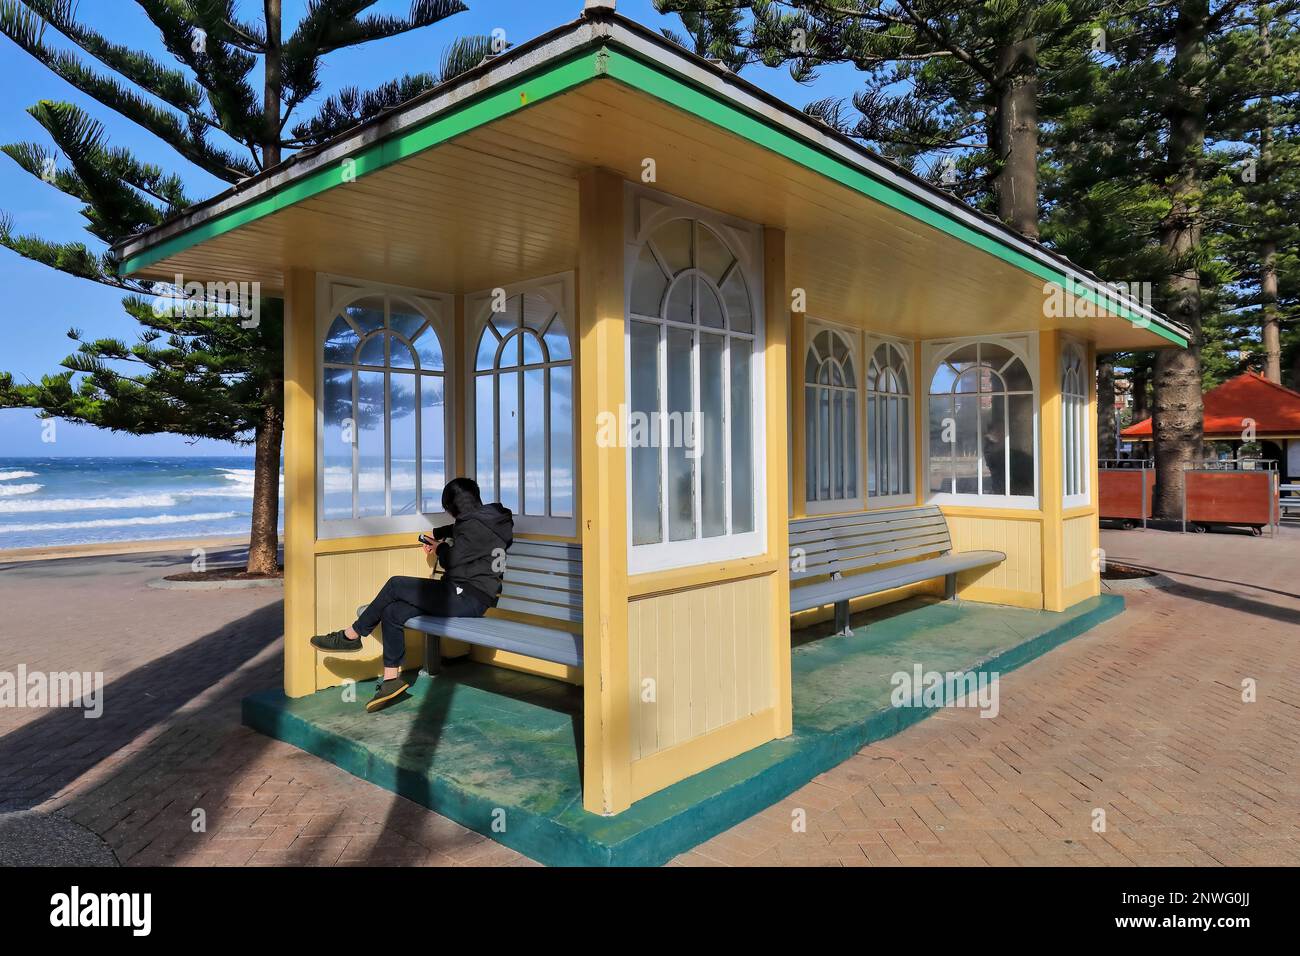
{"left": 627, "top": 210, "right": 764, "bottom": 570}
{"left": 927, "top": 339, "right": 1037, "bottom": 501}
{"left": 471, "top": 287, "right": 573, "bottom": 524}
{"left": 804, "top": 327, "right": 858, "bottom": 509}
{"left": 320, "top": 288, "right": 450, "bottom": 532}
{"left": 1062, "top": 342, "right": 1088, "bottom": 505}
{"left": 866, "top": 340, "right": 912, "bottom": 502}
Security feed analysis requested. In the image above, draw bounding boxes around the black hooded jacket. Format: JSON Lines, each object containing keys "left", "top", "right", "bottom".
{"left": 432, "top": 503, "right": 514, "bottom": 607}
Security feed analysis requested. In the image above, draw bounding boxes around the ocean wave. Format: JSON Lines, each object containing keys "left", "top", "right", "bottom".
{"left": 0, "top": 483, "right": 42, "bottom": 497}
{"left": 0, "top": 511, "right": 239, "bottom": 534}
{"left": 0, "top": 470, "right": 38, "bottom": 481}
{"left": 0, "top": 493, "right": 185, "bottom": 514}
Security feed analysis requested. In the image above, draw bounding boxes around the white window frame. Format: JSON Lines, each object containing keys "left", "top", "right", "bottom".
{"left": 623, "top": 183, "right": 768, "bottom": 574}
{"left": 864, "top": 332, "right": 916, "bottom": 510}
{"left": 315, "top": 273, "right": 454, "bottom": 539}
{"left": 464, "top": 272, "right": 576, "bottom": 537}
{"left": 803, "top": 319, "right": 863, "bottom": 515}
{"left": 923, "top": 332, "right": 1040, "bottom": 510}
{"left": 1061, "top": 338, "right": 1090, "bottom": 509}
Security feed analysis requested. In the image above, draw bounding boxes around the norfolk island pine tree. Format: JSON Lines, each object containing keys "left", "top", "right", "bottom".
{"left": 0, "top": 0, "right": 493, "bottom": 573}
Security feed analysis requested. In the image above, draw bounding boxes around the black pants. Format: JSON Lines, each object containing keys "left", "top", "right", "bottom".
{"left": 352, "top": 576, "right": 489, "bottom": 668}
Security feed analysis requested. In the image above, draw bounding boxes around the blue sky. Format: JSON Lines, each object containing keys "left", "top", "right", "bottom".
{"left": 0, "top": 0, "right": 858, "bottom": 457}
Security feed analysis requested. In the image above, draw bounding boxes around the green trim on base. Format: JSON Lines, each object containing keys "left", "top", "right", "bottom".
{"left": 243, "top": 593, "right": 1124, "bottom": 866}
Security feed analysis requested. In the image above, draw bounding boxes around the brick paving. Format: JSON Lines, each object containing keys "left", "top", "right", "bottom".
{"left": 2, "top": 525, "right": 1297, "bottom": 867}
{"left": 674, "top": 525, "right": 1300, "bottom": 866}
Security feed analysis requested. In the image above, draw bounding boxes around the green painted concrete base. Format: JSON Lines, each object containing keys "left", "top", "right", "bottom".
{"left": 243, "top": 593, "right": 1123, "bottom": 866}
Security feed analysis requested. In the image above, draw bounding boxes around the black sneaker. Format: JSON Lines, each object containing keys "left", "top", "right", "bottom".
{"left": 311, "top": 630, "right": 362, "bottom": 653}
{"left": 366, "top": 677, "right": 410, "bottom": 713}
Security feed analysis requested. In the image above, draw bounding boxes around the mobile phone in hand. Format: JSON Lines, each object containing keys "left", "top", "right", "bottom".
{"left": 418, "top": 533, "right": 437, "bottom": 547}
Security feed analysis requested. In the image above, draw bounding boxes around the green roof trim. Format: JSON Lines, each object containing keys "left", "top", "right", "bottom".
{"left": 119, "top": 35, "right": 1186, "bottom": 349}
{"left": 600, "top": 47, "right": 1186, "bottom": 348}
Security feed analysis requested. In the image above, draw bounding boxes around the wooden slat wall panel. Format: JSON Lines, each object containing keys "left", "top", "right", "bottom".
{"left": 1063, "top": 515, "right": 1095, "bottom": 588}
{"left": 628, "top": 574, "right": 775, "bottom": 761}
{"left": 944, "top": 515, "right": 1042, "bottom": 596}
{"left": 314, "top": 547, "right": 431, "bottom": 687}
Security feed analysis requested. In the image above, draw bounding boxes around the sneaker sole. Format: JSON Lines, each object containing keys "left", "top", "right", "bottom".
{"left": 311, "top": 639, "right": 363, "bottom": 653}
{"left": 365, "top": 682, "right": 410, "bottom": 712}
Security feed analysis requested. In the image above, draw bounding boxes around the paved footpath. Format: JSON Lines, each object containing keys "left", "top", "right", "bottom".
{"left": 2, "top": 527, "right": 1297, "bottom": 867}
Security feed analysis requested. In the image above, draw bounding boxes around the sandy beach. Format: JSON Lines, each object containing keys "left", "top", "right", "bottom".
{"left": 0, "top": 534, "right": 264, "bottom": 565}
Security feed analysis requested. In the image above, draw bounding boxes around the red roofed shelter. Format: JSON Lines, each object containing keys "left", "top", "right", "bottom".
{"left": 1122, "top": 372, "right": 1300, "bottom": 481}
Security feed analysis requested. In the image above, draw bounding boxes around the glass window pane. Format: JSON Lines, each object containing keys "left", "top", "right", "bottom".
{"left": 699, "top": 281, "right": 725, "bottom": 329}
{"left": 846, "top": 397, "right": 858, "bottom": 498}
{"left": 358, "top": 332, "right": 385, "bottom": 367}
{"left": 805, "top": 384, "right": 818, "bottom": 501}
{"left": 410, "top": 326, "right": 443, "bottom": 371}
{"left": 697, "top": 225, "right": 734, "bottom": 283}
{"left": 832, "top": 388, "right": 844, "bottom": 499}
{"left": 722, "top": 270, "right": 751, "bottom": 333}
{"left": 475, "top": 375, "right": 496, "bottom": 504}
{"left": 491, "top": 298, "right": 520, "bottom": 338}
{"left": 1001, "top": 357, "right": 1032, "bottom": 392}
{"left": 544, "top": 318, "right": 571, "bottom": 362}
{"left": 867, "top": 394, "right": 878, "bottom": 497}
{"left": 421, "top": 376, "right": 446, "bottom": 513}
{"left": 953, "top": 393, "right": 981, "bottom": 494}
{"left": 980, "top": 394, "right": 1005, "bottom": 495}
{"left": 1009, "top": 393, "right": 1035, "bottom": 496}
{"left": 666, "top": 277, "right": 693, "bottom": 325}
{"left": 476, "top": 327, "right": 497, "bottom": 371}
{"left": 325, "top": 316, "right": 358, "bottom": 364}
{"left": 928, "top": 395, "right": 952, "bottom": 494}
{"left": 632, "top": 246, "right": 669, "bottom": 316}
{"left": 521, "top": 294, "right": 552, "bottom": 332}
{"left": 946, "top": 343, "right": 978, "bottom": 369}
{"left": 389, "top": 308, "right": 425, "bottom": 342}
{"left": 355, "top": 370, "right": 386, "bottom": 517}
{"left": 655, "top": 219, "right": 693, "bottom": 276}
{"left": 929, "top": 361, "right": 955, "bottom": 393}
{"left": 522, "top": 330, "right": 544, "bottom": 366}
{"left": 345, "top": 297, "right": 384, "bottom": 334}
{"left": 389, "top": 373, "right": 417, "bottom": 516}
{"left": 898, "top": 397, "right": 911, "bottom": 494}
{"left": 955, "top": 367, "right": 981, "bottom": 393}
{"left": 498, "top": 370, "right": 520, "bottom": 513}
{"left": 550, "top": 364, "right": 574, "bottom": 518}
{"left": 730, "top": 337, "right": 754, "bottom": 533}
{"left": 700, "top": 333, "right": 726, "bottom": 537}
{"left": 631, "top": 321, "right": 663, "bottom": 545}
{"left": 818, "top": 385, "right": 831, "bottom": 498}
{"left": 388, "top": 335, "right": 417, "bottom": 370}
{"left": 322, "top": 367, "right": 354, "bottom": 520}
{"left": 667, "top": 326, "right": 695, "bottom": 541}
{"left": 523, "top": 368, "right": 546, "bottom": 515}
{"left": 981, "top": 343, "right": 1014, "bottom": 370}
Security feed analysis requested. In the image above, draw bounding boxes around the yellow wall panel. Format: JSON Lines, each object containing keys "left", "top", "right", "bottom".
{"left": 628, "top": 573, "right": 775, "bottom": 762}
{"left": 943, "top": 513, "right": 1043, "bottom": 602}
{"left": 1062, "top": 514, "right": 1097, "bottom": 589}
{"left": 313, "top": 546, "right": 433, "bottom": 689}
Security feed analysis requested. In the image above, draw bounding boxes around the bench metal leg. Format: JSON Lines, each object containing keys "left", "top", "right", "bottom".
{"left": 422, "top": 632, "right": 442, "bottom": 677}
{"left": 833, "top": 601, "right": 853, "bottom": 637}
{"left": 944, "top": 573, "right": 958, "bottom": 601}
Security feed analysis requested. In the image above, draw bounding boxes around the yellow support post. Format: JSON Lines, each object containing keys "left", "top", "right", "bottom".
{"left": 764, "top": 227, "right": 793, "bottom": 738}
{"left": 1040, "top": 329, "right": 1065, "bottom": 611}
{"left": 283, "top": 268, "right": 318, "bottom": 697}
{"left": 789, "top": 309, "right": 806, "bottom": 519}
{"left": 577, "top": 168, "right": 632, "bottom": 814}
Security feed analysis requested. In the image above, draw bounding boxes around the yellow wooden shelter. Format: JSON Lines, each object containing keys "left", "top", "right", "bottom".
{"left": 115, "top": 6, "right": 1188, "bottom": 817}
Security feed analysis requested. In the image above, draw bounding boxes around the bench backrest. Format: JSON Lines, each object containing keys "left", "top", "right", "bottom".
{"left": 496, "top": 538, "right": 583, "bottom": 624}
{"left": 789, "top": 506, "right": 952, "bottom": 583}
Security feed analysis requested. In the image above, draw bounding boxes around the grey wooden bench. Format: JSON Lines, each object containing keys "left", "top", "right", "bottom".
{"left": 360, "top": 538, "right": 583, "bottom": 674}
{"left": 790, "top": 505, "right": 1005, "bottom": 635}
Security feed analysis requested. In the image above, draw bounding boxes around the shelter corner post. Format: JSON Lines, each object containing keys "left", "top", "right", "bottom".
{"left": 577, "top": 168, "right": 632, "bottom": 814}
{"left": 765, "top": 227, "right": 793, "bottom": 737}
{"left": 283, "top": 268, "right": 318, "bottom": 697}
{"left": 1039, "top": 329, "right": 1065, "bottom": 611}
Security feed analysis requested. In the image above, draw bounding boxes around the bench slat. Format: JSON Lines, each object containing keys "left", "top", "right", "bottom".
{"left": 790, "top": 513, "right": 947, "bottom": 543}
{"left": 790, "top": 550, "right": 1005, "bottom": 612}
{"left": 404, "top": 614, "right": 583, "bottom": 667}
{"left": 793, "top": 534, "right": 954, "bottom": 579}
{"left": 793, "top": 526, "right": 951, "bottom": 561}
{"left": 496, "top": 595, "right": 583, "bottom": 623}
{"left": 509, "top": 538, "right": 582, "bottom": 560}
{"left": 791, "top": 506, "right": 941, "bottom": 533}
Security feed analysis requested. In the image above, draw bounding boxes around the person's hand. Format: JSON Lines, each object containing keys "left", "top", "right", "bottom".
{"left": 422, "top": 542, "right": 436, "bottom": 557}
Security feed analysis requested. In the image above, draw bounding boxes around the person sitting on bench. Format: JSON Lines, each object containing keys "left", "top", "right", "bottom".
{"left": 311, "top": 477, "right": 514, "bottom": 712}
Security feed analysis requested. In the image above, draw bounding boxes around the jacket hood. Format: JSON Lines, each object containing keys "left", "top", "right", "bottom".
{"left": 461, "top": 503, "right": 514, "bottom": 547}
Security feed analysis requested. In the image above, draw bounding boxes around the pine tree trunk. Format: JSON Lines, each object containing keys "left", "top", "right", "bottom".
{"left": 995, "top": 34, "right": 1040, "bottom": 239}
{"left": 1261, "top": 239, "right": 1281, "bottom": 382}
{"left": 247, "top": 399, "right": 282, "bottom": 575}
{"left": 1132, "top": 360, "right": 1149, "bottom": 420}
{"left": 263, "top": 0, "right": 282, "bottom": 168}
{"left": 1151, "top": 0, "right": 1208, "bottom": 520}
{"left": 1097, "top": 356, "right": 1117, "bottom": 460}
